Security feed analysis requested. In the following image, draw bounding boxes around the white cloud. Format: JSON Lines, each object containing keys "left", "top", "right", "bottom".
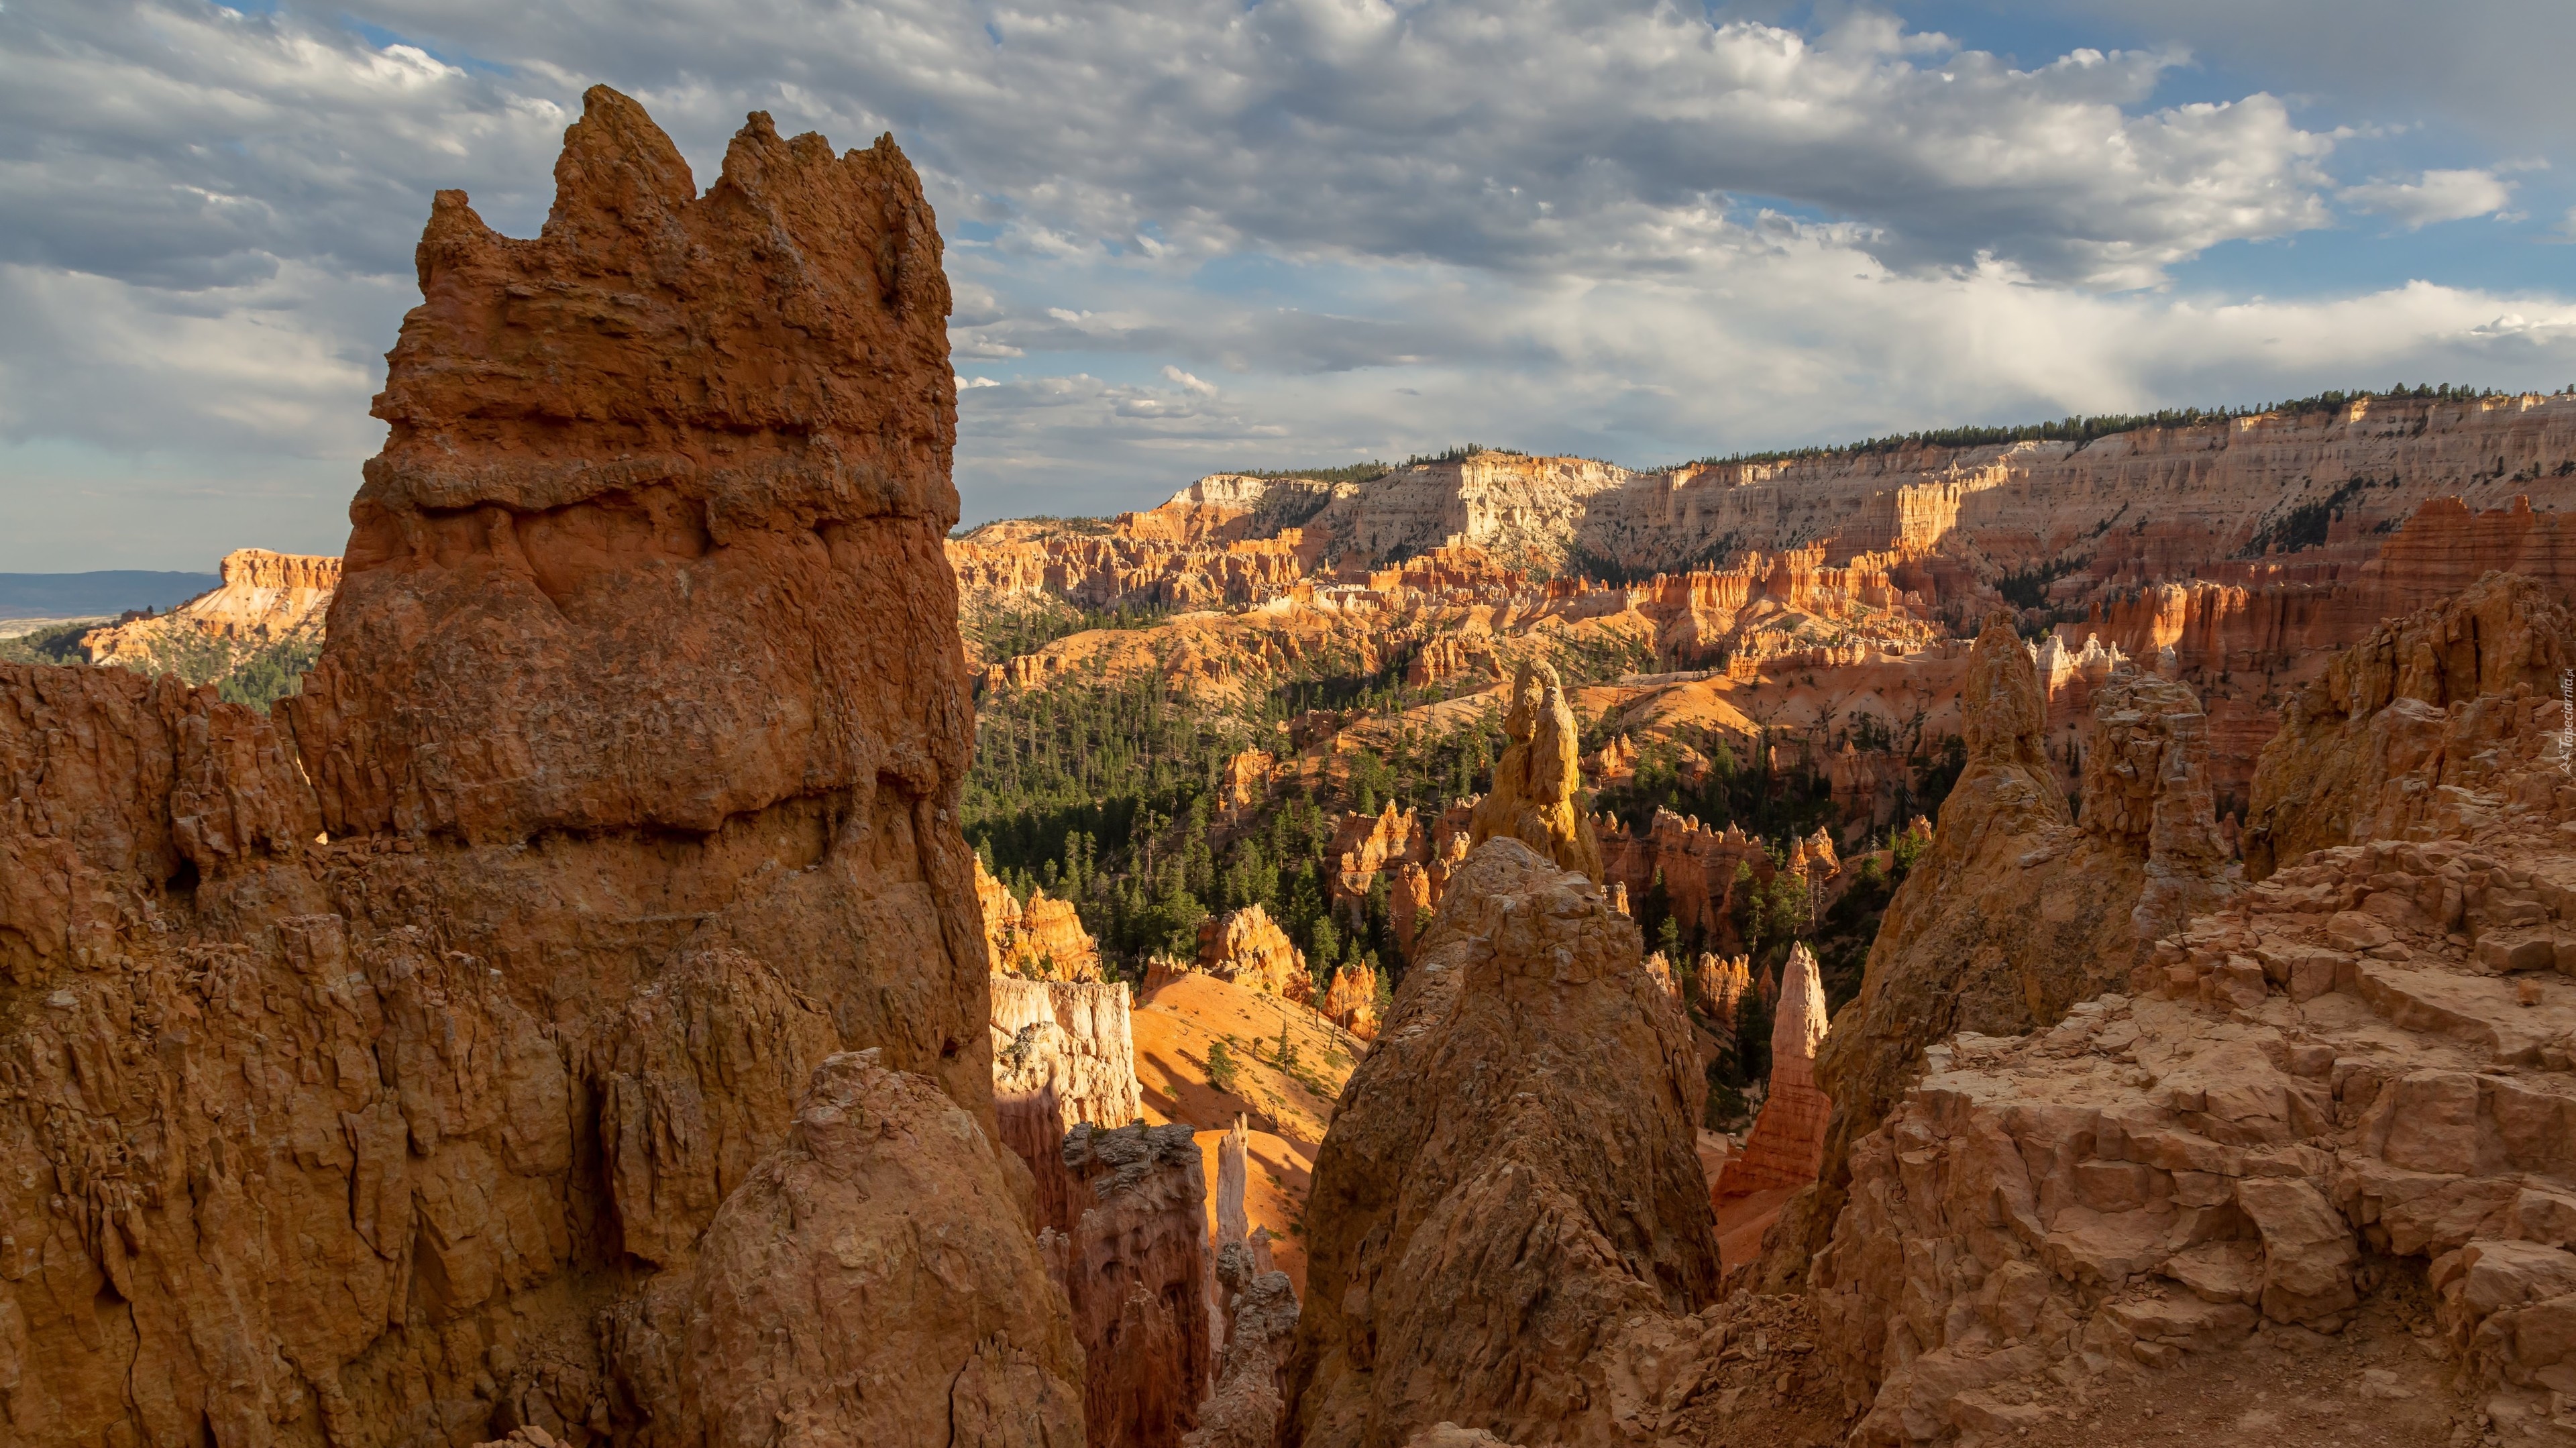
{"left": 2341, "top": 168, "right": 2516, "bottom": 229}
{"left": 0, "top": 0, "right": 2569, "bottom": 564}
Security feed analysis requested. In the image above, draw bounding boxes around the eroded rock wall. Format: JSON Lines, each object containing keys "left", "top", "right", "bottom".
{"left": 1809, "top": 577, "right": 2576, "bottom": 1443}
{"left": 1062, "top": 1122, "right": 1215, "bottom": 1448}
{"left": 1768, "top": 618, "right": 2236, "bottom": 1288}
{"left": 2245, "top": 571, "right": 2576, "bottom": 879}
{"left": 653, "top": 1052, "right": 1083, "bottom": 1448}
{"left": 0, "top": 86, "right": 1032, "bottom": 1448}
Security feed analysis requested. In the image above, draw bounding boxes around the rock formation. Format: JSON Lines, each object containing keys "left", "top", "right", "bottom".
{"left": 992, "top": 974, "right": 1146, "bottom": 1233}
{"left": 1769, "top": 616, "right": 2235, "bottom": 1288}
{"left": 2244, "top": 571, "right": 2576, "bottom": 878}
{"left": 657, "top": 1052, "right": 1083, "bottom": 1448}
{"left": 82, "top": 547, "right": 338, "bottom": 662}
{"left": 1321, "top": 961, "right": 1382, "bottom": 1040}
{"left": 1711, "top": 943, "right": 1832, "bottom": 1205}
{"left": 1060, "top": 1122, "right": 1215, "bottom": 1447}
{"left": 1597, "top": 808, "right": 1774, "bottom": 949}
{"left": 979, "top": 854, "right": 1105, "bottom": 980}
{"left": 1283, "top": 838, "right": 1719, "bottom": 1445}
{"left": 1696, "top": 952, "right": 1754, "bottom": 1030}
{"left": 1185, "top": 1238, "right": 1301, "bottom": 1448}
{"left": 1195, "top": 902, "right": 1313, "bottom": 1001}
{"left": 1464, "top": 661, "right": 1604, "bottom": 882}
{"left": 1809, "top": 579, "right": 2576, "bottom": 1443}
{"left": 0, "top": 87, "right": 1046, "bottom": 1447}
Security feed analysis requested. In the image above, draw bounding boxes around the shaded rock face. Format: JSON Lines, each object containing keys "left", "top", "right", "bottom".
{"left": 1772, "top": 620, "right": 2235, "bottom": 1288}
{"left": 1807, "top": 592, "right": 2576, "bottom": 1445}
{"left": 1464, "top": 662, "right": 1604, "bottom": 883}
{"left": 1712, "top": 943, "right": 1831, "bottom": 1203}
{"left": 665, "top": 1052, "right": 1083, "bottom": 1448}
{"left": 1185, "top": 1239, "right": 1300, "bottom": 1448}
{"left": 1061, "top": 1122, "right": 1214, "bottom": 1448}
{"left": 1284, "top": 839, "right": 1718, "bottom": 1447}
{"left": 0, "top": 88, "right": 1032, "bottom": 1448}
{"left": 2245, "top": 571, "right": 2576, "bottom": 879}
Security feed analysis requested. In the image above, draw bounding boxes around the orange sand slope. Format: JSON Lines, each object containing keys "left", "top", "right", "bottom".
{"left": 1133, "top": 970, "right": 1363, "bottom": 1294}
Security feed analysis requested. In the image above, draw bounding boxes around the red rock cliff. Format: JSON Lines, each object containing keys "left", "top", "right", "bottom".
{"left": 0, "top": 86, "right": 1051, "bottom": 1448}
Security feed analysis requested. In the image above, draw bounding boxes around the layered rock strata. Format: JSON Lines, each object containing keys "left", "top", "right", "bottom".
{"left": 1283, "top": 839, "right": 1719, "bottom": 1446}
{"left": 82, "top": 547, "right": 339, "bottom": 665}
{"left": 0, "top": 87, "right": 1035, "bottom": 1447}
{"left": 993, "top": 974, "right": 1146, "bottom": 1233}
{"left": 1061, "top": 1122, "right": 1216, "bottom": 1448}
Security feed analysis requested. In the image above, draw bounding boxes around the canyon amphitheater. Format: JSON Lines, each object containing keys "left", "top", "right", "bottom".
{"left": 13, "top": 85, "right": 2576, "bottom": 1448}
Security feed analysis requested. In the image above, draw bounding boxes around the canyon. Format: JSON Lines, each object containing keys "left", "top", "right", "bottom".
{"left": 13, "top": 74, "right": 2576, "bottom": 1448}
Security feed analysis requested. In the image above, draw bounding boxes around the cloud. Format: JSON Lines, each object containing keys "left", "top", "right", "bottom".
{"left": 2341, "top": 168, "right": 2516, "bottom": 229}
{"left": 0, "top": 0, "right": 2570, "bottom": 565}
{"left": 945, "top": 221, "right": 2576, "bottom": 524}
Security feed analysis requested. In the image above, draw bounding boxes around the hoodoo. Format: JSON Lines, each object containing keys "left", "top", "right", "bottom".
{"left": 0, "top": 86, "right": 1077, "bottom": 1447}
{"left": 1284, "top": 838, "right": 1719, "bottom": 1446}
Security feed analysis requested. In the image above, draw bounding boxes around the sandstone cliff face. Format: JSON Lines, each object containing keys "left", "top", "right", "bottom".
{"left": 661, "top": 1052, "right": 1083, "bottom": 1448}
{"left": 2245, "top": 571, "right": 2576, "bottom": 879}
{"left": 83, "top": 547, "right": 339, "bottom": 662}
{"left": 1464, "top": 662, "right": 1603, "bottom": 882}
{"left": 1284, "top": 839, "right": 1718, "bottom": 1447}
{"left": 993, "top": 974, "right": 1146, "bottom": 1234}
{"left": 1809, "top": 586, "right": 2576, "bottom": 1443}
{"left": 1060, "top": 1122, "right": 1214, "bottom": 1448}
{"left": 0, "top": 87, "right": 1031, "bottom": 1448}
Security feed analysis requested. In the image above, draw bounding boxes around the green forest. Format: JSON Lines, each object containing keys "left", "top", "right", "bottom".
{"left": 0, "top": 621, "right": 319, "bottom": 708}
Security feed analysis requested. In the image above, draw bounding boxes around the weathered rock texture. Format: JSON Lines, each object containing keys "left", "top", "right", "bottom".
{"left": 1186, "top": 1239, "right": 1299, "bottom": 1448}
{"left": 993, "top": 974, "right": 1146, "bottom": 1234}
{"left": 658, "top": 1052, "right": 1083, "bottom": 1448}
{"left": 1712, "top": 943, "right": 1831, "bottom": 1204}
{"left": 1283, "top": 839, "right": 1719, "bottom": 1446}
{"left": 2244, "top": 571, "right": 2576, "bottom": 879}
{"left": 1464, "top": 662, "right": 1604, "bottom": 883}
{"left": 1768, "top": 618, "right": 2236, "bottom": 1288}
{"left": 0, "top": 87, "right": 1038, "bottom": 1448}
{"left": 1061, "top": 1122, "right": 1214, "bottom": 1448}
{"left": 1809, "top": 577, "right": 2576, "bottom": 1444}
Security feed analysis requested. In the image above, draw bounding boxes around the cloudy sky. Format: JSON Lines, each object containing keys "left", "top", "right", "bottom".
{"left": 7, "top": 0, "right": 2576, "bottom": 569}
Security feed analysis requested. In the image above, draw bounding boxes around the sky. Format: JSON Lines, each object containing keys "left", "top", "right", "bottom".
{"left": 5, "top": 1, "right": 2576, "bottom": 569}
